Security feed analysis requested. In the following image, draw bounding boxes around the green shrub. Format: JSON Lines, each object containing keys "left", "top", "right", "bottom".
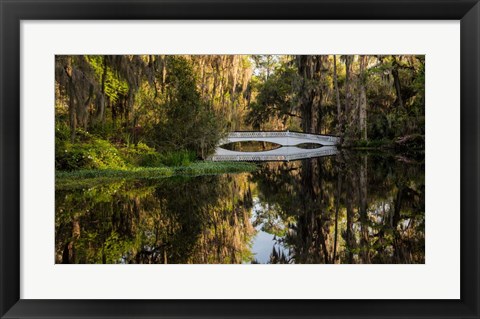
{"left": 56, "top": 137, "right": 128, "bottom": 171}
{"left": 55, "top": 126, "right": 200, "bottom": 171}
{"left": 120, "top": 142, "right": 163, "bottom": 167}
{"left": 55, "top": 122, "right": 71, "bottom": 142}
{"left": 159, "top": 150, "right": 196, "bottom": 167}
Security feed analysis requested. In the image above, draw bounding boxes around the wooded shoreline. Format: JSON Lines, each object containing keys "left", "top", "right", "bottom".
{"left": 55, "top": 55, "right": 424, "bottom": 174}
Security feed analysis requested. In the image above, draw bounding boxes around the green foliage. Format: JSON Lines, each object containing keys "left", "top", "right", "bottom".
{"left": 250, "top": 55, "right": 280, "bottom": 80}
{"left": 245, "top": 55, "right": 425, "bottom": 146}
{"left": 56, "top": 173, "right": 257, "bottom": 264}
{"left": 120, "top": 142, "right": 163, "bottom": 167}
{"left": 56, "top": 132, "right": 207, "bottom": 171}
{"left": 102, "top": 231, "right": 136, "bottom": 263}
{"left": 151, "top": 56, "right": 226, "bottom": 158}
{"left": 56, "top": 130, "right": 128, "bottom": 171}
{"left": 54, "top": 55, "right": 426, "bottom": 265}
{"left": 55, "top": 54, "right": 425, "bottom": 172}
{"left": 348, "top": 138, "right": 394, "bottom": 149}
{"left": 55, "top": 121, "right": 71, "bottom": 141}
{"left": 363, "top": 56, "right": 425, "bottom": 143}
{"left": 246, "top": 63, "right": 299, "bottom": 129}
{"left": 55, "top": 162, "right": 258, "bottom": 190}
{"left": 85, "top": 55, "right": 129, "bottom": 103}
{"left": 56, "top": 140, "right": 127, "bottom": 171}
{"left": 159, "top": 150, "right": 196, "bottom": 167}
{"left": 56, "top": 131, "right": 168, "bottom": 171}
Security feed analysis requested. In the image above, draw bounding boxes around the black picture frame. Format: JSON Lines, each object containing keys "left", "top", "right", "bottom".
{"left": 1, "top": 0, "right": 479, "bottom": 318}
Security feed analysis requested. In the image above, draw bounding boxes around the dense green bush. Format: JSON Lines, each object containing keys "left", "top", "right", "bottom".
{"left": 120, "top": 142, "right": 163, "bottom": 167}
{"left": 159, "top": 150, "right": 196, "bottom": 167}
{"left": 55, "top": 126, "right": 198, "bottom": 170}
{"left": 56, "top": 136, "right": 128, "bottom": 171}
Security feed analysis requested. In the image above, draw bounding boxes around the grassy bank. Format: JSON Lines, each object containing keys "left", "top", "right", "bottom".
{"left": 56, "top": 161, "right": 258, "bottom": 190}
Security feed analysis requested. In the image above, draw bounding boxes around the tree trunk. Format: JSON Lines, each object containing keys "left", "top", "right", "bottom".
{"left": 392, "top": 57, "right": 404, "bottom": 109}
{"left": 95, "top": 55, "right": 107, "bottom": 126}
{"left": 358, "top": 56, "right": 368, "bottom": 140}
{"left": 297, "top": 55, "right": 322, "bottom": 133}
{"left": 161, "top": 55, "right": 167, "bottom": 94}
{"left": 333, "top": 55, "right": 342, "bottom": 135}
{"left": 345, "top": 171, "right": 355, "bottom": 264}
{"left": 63, "top": 57, "right": 78, "bottom": 142}
{"left": 332, "top": 172, "right": 341, "bottom": 263}
{"left": 68, "top": 82, "right": 76, "bottom": 142}
{"left": 345, "top": 56, "right": 352, "bottom": 123}
{"left": 358, "top": 154, "right": 369, "bottom": 263}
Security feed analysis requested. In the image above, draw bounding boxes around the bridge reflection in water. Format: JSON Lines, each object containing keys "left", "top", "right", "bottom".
{"left": 210, "top": 131, "right": 339, "bottom": 162}
{"left": 211, "top": 145, "right": 338, "bottom": 162}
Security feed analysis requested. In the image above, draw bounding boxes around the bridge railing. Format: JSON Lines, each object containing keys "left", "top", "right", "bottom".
{"left": 226, "top": 131, "right": 340, "bottom": 143}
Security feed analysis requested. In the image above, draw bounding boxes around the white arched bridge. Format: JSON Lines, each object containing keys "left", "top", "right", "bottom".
{"left": 220, "top": 131, "right": 339, "bottom": 147}
{"left": 210, "top": 131, "right": 340, "bottom": 162}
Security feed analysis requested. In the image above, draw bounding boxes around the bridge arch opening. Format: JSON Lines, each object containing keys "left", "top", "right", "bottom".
{"left": 219, "top": 141, "right": 282, "bottom": 152}
{"left": 296, "top": 143, "right": 323, "bottom": 149}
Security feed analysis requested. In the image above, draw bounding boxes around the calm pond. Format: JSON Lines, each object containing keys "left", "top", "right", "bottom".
{"left": 55, "top": 151, "right": 425, "bottom": 264}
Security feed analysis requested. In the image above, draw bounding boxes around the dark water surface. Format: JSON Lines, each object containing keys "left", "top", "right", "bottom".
{"left": 56, "top": 151, "right": 425, "bottom": 264}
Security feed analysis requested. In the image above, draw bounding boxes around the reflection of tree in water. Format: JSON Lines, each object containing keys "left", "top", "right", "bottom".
{"left": 251, "top": 151, "right": 425, "bottom": 264}
{"left": 55, "top": 175, "right": 255, "bottom": 264}
{"left": 55, "top": 151, "right": 424, "bottom": 264}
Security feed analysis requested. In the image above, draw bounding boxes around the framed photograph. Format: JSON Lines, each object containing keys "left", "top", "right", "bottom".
{"left": 1, "top": 0, "right": 479, "bottom": 318}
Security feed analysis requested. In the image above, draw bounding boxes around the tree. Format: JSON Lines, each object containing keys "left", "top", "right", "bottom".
{"left": 296, "top": 55, "right": 325, "bottom": 133}
{"left": 246, "top": 60, "right": 301, "bottom": 130}
{"left": 151, "top": 56, "right": 226, "bottom": 158}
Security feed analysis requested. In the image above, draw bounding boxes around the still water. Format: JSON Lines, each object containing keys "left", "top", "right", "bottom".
{"left": 55, "top": 151, "right": 425, "bottom": 264}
